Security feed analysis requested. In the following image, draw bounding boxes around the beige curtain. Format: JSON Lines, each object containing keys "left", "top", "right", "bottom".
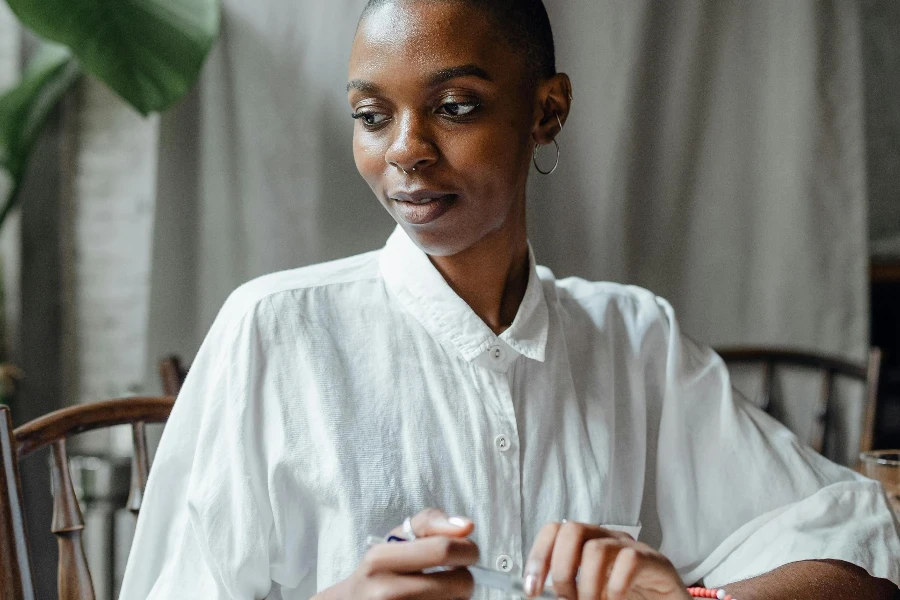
{"left": 862, "top": 0, "right": 900, "bottom": 259}
{"left": 532, "top": 1, "right": 868, "bottom": 357}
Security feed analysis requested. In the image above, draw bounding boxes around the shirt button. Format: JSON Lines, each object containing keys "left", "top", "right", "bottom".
{"left": 488, "top": 344, "right": 505, "bottom": 362}
{"left": 496, "top": 555, "right": 513, "bottom": 572}
{"left": 495, "top": 434, "right": 511, "bottom": 452}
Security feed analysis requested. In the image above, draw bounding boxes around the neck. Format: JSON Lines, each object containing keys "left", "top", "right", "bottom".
{"left": 430, "top": 215, "right": 530, "bottom": 336}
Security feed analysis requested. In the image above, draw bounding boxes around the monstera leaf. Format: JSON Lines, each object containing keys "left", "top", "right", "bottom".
{"left": 5, "top": 0, "right": 219, "bottom": 115}
{"left": 0, "top": 0, "right": 219, "bottom": 229}
{"left": 0, "top": 42, "right": 80, "bottom": 226}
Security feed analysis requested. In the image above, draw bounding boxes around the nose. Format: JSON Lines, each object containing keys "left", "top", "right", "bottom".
{"left": 384, "top": 111, "right": 438, "bottom": 173}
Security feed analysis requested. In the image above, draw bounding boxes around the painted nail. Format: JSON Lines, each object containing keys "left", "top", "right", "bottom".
{"left": 524, "top": 573, "right": 538, "bottom": 597}
{"left": 447, "top": 516, "right": 471, "bottom": 528}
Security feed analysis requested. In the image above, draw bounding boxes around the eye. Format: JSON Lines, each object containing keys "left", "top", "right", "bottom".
{"left": 437, "top": 101, "right": 481, "bottom": 118}
{"left": 351, "top": 111, "right": 390, "bottom": 128}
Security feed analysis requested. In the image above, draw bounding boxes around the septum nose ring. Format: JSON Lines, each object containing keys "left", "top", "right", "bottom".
{"left": 400, "top": 166, "right": 417, "bottom": 175}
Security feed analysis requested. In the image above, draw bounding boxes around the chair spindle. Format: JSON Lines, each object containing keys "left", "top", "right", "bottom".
{"left": 859, "top": 349, "right": 882, "bottom": 454}
{"left": 128, "top": 421, "right": 150, "bottom": 515}
{"left": 810, "top": 370, "right": 834, "bottom": 454}
{"left": 0, "top": 407, "right": 35, "bottom": 600}
{"left": 761, "top": 360, "right": 774, "bottom": 412}
{"left": 50, "top": 439, "right": 95, "bottom": 600}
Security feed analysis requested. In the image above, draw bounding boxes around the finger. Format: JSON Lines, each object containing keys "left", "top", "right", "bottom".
{"left": 363, "top": 536, "right": 480, "bottom": 574}
{"left": 605, "top": 547, "right": 640, "bottom": 600}
{"left": 547, "top": 522, "right": 625, "bottom": 599}
{"left": 577, "top": 538, "right": 622, "bottom": 600}
{"left": 388, "top": 508, "right": 474, "bottom": 539}
{"left": 523, "top": 522, "right": 562, "bottom": 597}
{"left": 367, "top": 569, "right": 475, "bottom": 600}
{"left": 548, "top": 521, "right": 590, "bottom": 600}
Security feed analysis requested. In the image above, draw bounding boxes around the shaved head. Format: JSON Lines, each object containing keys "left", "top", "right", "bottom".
{"left": 359, "top": 0, "right": 556, "bottom": 82}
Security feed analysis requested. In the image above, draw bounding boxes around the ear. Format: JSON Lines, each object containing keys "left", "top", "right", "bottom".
{"left": 532, "top": 73, "right": 573, "bottom": 146}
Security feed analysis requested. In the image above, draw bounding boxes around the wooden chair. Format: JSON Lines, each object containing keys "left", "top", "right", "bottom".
{"left": 716, "top": 347, "right": 881, "bottom": 459}
{"left": 159, "top": 355, "right": 188, "bottom": 397}
{"left": 0, "top": 397, "right": 175, "bottom": 600}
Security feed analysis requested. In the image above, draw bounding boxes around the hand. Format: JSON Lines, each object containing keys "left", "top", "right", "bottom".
{"left": 315, "top": 508, "right": 479, "bottom": 600}
{"left": 523, "top": 521, "right": 690, "bottom": 600}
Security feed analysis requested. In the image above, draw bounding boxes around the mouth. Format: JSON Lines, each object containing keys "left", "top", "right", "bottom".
{"left": 388, "top": 191, "right": 458, "bottom": 225}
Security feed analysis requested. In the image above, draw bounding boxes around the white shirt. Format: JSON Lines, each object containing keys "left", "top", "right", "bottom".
{"left": 121, "top": 227, "right": 900, "bottom": 599}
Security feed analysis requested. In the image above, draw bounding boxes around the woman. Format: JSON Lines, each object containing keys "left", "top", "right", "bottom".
{"left": 121, "top": 1, "right": 900, "bottom": 599}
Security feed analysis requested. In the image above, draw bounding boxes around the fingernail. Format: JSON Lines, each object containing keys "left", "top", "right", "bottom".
{"left": 447, "top": 516, "right": 471, "bottom": 528}
{"left": 523, "top": 573, "right": 538, "bottom": 596}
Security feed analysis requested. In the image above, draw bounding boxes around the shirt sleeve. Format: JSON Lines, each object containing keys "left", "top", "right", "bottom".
{"left": 645, "top": 297, "right": 900, "bottom": 588}
{"left": 120, "top": 298, "right": 285, "bottom": 599}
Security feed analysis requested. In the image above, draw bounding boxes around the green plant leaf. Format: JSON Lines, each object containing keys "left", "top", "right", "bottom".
{"left": 0, "top": 43, "right": 79, "bottom": 180}
{"left": 5, "top": 0, "right": 219, "bottom": 115}
{"left": 0, "top": 42, "right": 81, "bottom": 228}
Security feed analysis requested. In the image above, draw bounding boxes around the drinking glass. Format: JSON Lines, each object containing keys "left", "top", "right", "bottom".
{"left": 860, "top": 450, "right": 900, "bottom": 516}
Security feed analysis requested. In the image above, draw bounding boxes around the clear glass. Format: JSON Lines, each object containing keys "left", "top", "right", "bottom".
{"left": 860, "top": 450, "right": 900, "bottom": 515}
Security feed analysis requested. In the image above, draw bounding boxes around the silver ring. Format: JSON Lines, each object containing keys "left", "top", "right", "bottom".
{"left": 561, "top": 519, "right": 568, "bottom": 524}
{"left": 402, "top": 516, "right": 418, "bottom": 540}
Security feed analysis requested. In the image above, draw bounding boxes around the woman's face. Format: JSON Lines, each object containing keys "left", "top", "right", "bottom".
{"left": 348, "top": 0, "right": 540, "bottom": 256}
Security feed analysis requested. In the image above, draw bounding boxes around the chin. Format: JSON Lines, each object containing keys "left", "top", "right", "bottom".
{"left": 396, "top": 221, "right": 479, "bottom": 258}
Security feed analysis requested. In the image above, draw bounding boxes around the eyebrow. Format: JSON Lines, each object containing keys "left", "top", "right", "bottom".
{"left": 346, "top": 64, "right": 493, "bottom": 94}
{"left": 346, "top": 79, "right": 382, "bottom": 94}
{"left": 426, "top": 64, "right": 493, "bottom": 86}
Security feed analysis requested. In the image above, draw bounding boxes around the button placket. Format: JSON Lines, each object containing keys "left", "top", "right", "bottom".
{"left": 487, "top": 359, "right": 523, "bottom": 579}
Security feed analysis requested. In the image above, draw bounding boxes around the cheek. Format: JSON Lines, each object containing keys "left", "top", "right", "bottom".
{"left": 446, "top": 125, "right": 531, "bottom": 191}
{"left": 353, "top": 134, "right": 387, "bottom": 189}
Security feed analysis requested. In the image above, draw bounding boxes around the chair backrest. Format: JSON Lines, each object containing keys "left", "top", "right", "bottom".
{"left": 716, "top": 347, "right": 881, "bottom": 459}
{"left": 159, "top": 356, "right": 188, "bottom": 397}
{"left": 0, "top": 397, "right": 175, "bottom": 600}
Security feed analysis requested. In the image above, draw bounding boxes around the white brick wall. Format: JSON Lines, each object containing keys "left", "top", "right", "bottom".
{"left": 71, "top": 77, "right": 159, "bottom": 453}
{"left": 0, "top": 16, "right": 159, "bottom": 442}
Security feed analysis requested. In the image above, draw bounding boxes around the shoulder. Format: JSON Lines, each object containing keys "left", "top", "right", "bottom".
{"left": 543, "top": 270, "right": 675, "bottom": 333}
{"left": 545, "top": 274, "right": 724, "bottom": 389}
{"left": 215, "top": 250, "right": 384, "bottom": 333}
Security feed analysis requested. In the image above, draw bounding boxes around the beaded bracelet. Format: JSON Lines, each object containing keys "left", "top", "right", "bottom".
{"left": 687, "top": 587, "right": 735, "bottom": 599}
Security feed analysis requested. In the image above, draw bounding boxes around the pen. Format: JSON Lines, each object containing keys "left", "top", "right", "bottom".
{"left": 366, "top": 535, "right": 558, "bottom": 599}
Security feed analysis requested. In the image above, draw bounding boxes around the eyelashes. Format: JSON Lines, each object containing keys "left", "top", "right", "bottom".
{"left": 351, "top": 111, "right": 389, "bottom": 127}
{"left": 351, "top": 101, "right": 483, "bottom": 130}
{"left": 436, "top": 101, "right": 481, "bottom": 117}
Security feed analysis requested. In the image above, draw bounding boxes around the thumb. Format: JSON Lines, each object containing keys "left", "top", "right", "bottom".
{"left": 390, "top": 508, "right": 474, "bottom": 539}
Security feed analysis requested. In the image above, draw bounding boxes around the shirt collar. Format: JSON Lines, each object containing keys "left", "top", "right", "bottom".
{"left": 379, "top": 226, "right": 549, "bottom": 364}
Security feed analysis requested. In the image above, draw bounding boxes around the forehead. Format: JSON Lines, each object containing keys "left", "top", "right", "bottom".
{"left": 349, "top": 1, "right": 522, "bottom": 84}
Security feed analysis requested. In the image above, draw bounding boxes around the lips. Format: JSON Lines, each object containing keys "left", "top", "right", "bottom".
{"left": 389, "top": 190, "right": 457, "bottom": 225}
